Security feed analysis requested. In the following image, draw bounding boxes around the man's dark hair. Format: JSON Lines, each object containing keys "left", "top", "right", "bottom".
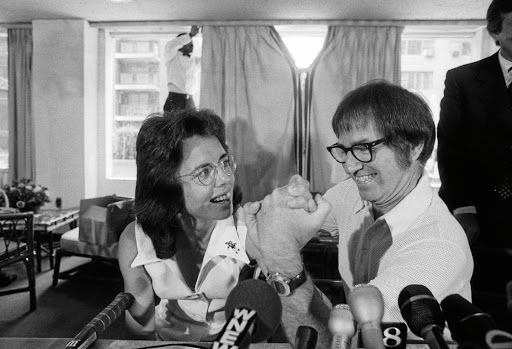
{"left": 487, "top": 0, "right": 512, "bottom": 45}
{"left": 331, "top": 80, "right": 435, "bottom": 168}
{"left": 134, "top": 108, "right": 241, "bottom": 259}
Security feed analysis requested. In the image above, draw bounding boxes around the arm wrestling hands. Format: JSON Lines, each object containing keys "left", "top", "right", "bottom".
{"left": 243, "top": 174, "right": 331, "bottom": 277}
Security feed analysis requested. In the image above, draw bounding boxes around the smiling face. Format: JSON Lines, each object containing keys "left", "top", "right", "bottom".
{"left": 179, "top": 135, "right": 234, "bottom": 227}
{"left": 338, "top": 121, "right": 423, "bottom": 215}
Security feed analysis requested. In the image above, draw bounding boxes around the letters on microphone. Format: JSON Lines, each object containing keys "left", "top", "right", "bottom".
{"left": 213, "top": 308, "right": 257, "bottom": 349}
{"left": 357, "top": 323, "right": 407, "bottom": 349}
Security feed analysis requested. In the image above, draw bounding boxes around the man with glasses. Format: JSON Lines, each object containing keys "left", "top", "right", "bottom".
{"left": 243, "top": 81, "right": 473, "bottom": 344}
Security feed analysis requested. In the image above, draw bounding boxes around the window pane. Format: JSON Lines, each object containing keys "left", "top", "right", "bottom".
{"left": 106, "top": 29, "right": 202, "bottom": 180}
{"left": 401, "top": 25, "right": 492, "bottom": 188}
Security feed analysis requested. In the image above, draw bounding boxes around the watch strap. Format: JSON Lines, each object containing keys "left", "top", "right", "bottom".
{"left": 287, "top": 268, "right": 307, "bottom": 293}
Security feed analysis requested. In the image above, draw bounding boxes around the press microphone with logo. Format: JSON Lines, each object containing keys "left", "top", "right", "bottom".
{"left": 398, "top": 284, "right": 449, "bottom": 349}
{"left": 212, "top": 279, "right": 282, "bottom": 349}
{"left": 347, "top": 283, "right": 385, "bottom": 349}
{"left": 63, "top": 292, "right": 134, "bottom": 349}
{"left": 441, "top": 293, "right": 512, "bottom": 349}
{"left": 295, "top": 325, "right": 318, "bottom": 349}
{"left": 328, "top": 304, "right": 356, "bottom": 349}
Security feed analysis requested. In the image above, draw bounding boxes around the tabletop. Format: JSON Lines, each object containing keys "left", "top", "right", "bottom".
{"left": 0, "top": 338, "right": 291, "bottom": 349}
{"left": 0, "top": 337, "right": 456, "bottom": 349}
{"left": 33, "top": 208, "right": 79, "bottom": 231}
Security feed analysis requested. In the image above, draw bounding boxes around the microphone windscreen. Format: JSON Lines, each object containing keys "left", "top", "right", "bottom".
{"left": 225, "top": 279, "right": 282, "bottom": 343}
{"left": 440, "top": 294, "right": 496, "bottom": 344}
{"left": 398, "top": 284, "right": 445, "bottom": 337}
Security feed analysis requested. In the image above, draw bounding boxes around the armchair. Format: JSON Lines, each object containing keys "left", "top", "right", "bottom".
{"left": 52, "top": 195, "right": 134, "bottom": 286}
{"left": 0, "top": 212, "right": 36, "bottom": 311}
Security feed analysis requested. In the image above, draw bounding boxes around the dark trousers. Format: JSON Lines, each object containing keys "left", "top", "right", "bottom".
{"left": 163, "top": 92, "right": 195, "bottom": 112}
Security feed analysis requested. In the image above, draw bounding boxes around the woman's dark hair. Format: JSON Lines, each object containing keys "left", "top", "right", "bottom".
{"left": 487, "top": 0, "right": 512, "bottom": 44}
{"left": 331, "top": 80, "right": 435, "bottom": 168}
{"left": 134, "top": 108, "right": 242, "bottom": 259}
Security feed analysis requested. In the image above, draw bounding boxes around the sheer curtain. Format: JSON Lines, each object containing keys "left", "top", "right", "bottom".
{"left": 307, "top": 26, "right": 403, "bottom": 193}
{"left": 8, "top": 28, "right": 34, "bottom": 181}
{"left": 200, "top": 26, "right": 299, "bottom": 202}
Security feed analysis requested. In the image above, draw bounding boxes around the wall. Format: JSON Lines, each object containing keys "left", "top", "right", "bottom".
{"left": 32, "top": 19, "right": 98, "bottom": 209}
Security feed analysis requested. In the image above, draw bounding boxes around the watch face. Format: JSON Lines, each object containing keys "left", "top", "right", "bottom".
{"left": 269, "top": 278, "right": 290, "bottom": 296}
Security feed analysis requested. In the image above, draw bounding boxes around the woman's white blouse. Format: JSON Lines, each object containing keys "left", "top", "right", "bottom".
{"left": 131, "top": 216, "right": 250, "bottom": 341}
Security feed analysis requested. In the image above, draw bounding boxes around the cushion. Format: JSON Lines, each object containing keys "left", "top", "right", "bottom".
{"left": 60, "top": 227, "right": 118, "bottom": 259}
{"left": 78, "top": 195, "right": 134, "bottom": 247}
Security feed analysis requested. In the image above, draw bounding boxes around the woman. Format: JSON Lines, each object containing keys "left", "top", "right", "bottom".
{"left": 118, "top": 108, "right": 251, "bottom": 341}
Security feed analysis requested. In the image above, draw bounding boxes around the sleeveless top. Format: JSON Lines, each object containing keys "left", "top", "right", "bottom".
{"left": 131, "top": 216, "right": 250, "bottom": 341}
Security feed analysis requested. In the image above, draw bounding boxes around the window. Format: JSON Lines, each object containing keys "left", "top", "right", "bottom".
{"left": 275, "top": 25, "right": 328, "bottom": 70}
{"left": 401, "top": 25, "right": 496, "bottom": 187}
{"left": 401, "top": 71, "right": 434, "bottom": 90}
{"left": 104, "top": 28, "right": 202, "bottom": 180}
{"left": 0, "top": 31, "right": 8, "bottom": 181}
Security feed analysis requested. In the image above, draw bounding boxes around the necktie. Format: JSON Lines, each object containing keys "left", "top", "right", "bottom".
{"left": 353, "top": 218, "right": 393, "bottom": 285}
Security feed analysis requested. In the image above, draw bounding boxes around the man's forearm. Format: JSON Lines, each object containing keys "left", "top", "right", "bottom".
{"left": 280, "top": 277, "right": 332, "bottom": 347}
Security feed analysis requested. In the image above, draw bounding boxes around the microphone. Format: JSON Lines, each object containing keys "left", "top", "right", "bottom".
{"left": 295, "top": 325, "right": 318, "bottom": 349}
{"left": 347, "top": 283, "right": 385, "bottom": 349}
{"left": 441, "top": 293, "right": 512, "bottom": 349}
{"left": 213, "top": 279, "right": 282, "bottom": 349}
{"left": 398, "top": 284, "right": 449, "bottom": 349}
{"left": 328, "top": 304, "right": 356, "bottom": 349}
{"left": 63, "top": 292, "right": 134, "bottom": 349}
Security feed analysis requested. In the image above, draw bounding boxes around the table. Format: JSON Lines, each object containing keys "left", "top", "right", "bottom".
{"left": 34, "top": 208, "right": 79, "bottom": 272}
{"left": 0, "top": 337, "right": 453, "bottom": 349}
{"left": 0, "top": 338, "right": 292, "bottom": 349}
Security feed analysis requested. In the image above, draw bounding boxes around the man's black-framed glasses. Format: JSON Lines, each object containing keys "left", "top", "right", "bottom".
{"left": 178, "top": 154, "right": 237, "bottom": 186}
{"left": 326, "top": 138, "right": 386, "bottom": 164}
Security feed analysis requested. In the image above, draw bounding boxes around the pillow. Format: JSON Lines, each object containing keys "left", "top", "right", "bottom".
{"left": 78, "top": 195, "right": 134, "bottom": 246}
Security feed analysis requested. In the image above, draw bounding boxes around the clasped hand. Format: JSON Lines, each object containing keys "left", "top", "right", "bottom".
{"left": 243, "top": 175, "right": 331, "bottom": 276}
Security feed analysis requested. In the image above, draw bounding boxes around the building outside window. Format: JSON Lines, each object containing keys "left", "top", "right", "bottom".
{"left": 401, "top": 25, "right": 496, "bottom": 187}
{"left": 104, "top": 28, "right": 202, "bottom": 180}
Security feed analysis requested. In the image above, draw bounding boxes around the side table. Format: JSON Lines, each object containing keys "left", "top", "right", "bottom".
{"left": 34, "top": 208, "right": 79, "bottom": 272}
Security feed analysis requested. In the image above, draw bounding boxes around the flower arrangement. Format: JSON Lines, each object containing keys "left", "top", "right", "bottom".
{"left": 0, "top": 178, "right": 51, "bottom": 213}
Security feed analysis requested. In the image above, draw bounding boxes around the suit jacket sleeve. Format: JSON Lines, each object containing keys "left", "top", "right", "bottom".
{"left": 437, "top": 68, "right": 475, "bottom": 211}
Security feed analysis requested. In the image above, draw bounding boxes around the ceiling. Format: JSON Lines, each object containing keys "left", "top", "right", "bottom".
{"left": 0, "top": 0, "right": 490, "bottom": 25}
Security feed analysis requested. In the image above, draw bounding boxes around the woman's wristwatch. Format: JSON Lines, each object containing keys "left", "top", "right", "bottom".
{"left": 266, "top": 268, "right": 307, "bottom": 297}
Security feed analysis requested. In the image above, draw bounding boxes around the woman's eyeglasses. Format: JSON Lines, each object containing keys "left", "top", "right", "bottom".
{"left": 178, "top": 154, "right": 237, "bottom": 186}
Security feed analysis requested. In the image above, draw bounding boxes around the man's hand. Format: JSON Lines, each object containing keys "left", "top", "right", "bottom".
{"left": 454, "top": 213, "right": 480, "bottom": 245}
{"left": 243, "top": 179, "right": 331, "bottom": 276}
{"left": 285, "top": 174, "right": 317, "bottom": 212}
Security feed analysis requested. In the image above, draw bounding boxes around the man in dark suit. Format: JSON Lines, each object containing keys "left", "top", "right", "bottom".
{"left": 438, "top": 1, "right": 512, "bottom": 328}
{"left": 438, "top": 0, "right": 512, "bottom": 249}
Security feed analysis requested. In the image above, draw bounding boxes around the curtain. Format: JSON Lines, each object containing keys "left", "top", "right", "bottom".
{"left": 8, "top": 28, "right": 34, "bottom": 181}
{"left": 200, "top": 26, "right": 298, "bottom": 203}
{"left": 307, "top": 26, "right": 403, "bottom": 193}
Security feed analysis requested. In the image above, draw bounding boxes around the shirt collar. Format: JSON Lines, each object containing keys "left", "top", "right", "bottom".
{"left": 498, "top": 50, "right": 512, "bottom": 86}
{"left": 380, "top": 171, "right": 433, "bottom": 237}
{"left": 131, "top": 216, "right": 249, "bottom": 268}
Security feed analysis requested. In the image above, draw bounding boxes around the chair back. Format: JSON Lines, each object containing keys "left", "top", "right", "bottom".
{"left": 0, "top": 212, "right": 35, "bottom": 268}
{"left": 0, "top": 211, "right": 37, "bottom": 311}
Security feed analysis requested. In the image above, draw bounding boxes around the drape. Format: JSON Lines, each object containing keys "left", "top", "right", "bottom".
{"left": 306, "top": 26, "right": 403, "bottom": 193}
{"left": 8, "top": 28, "right": 34, "bottom": 181}
{"left": 200, "top": 26, "right": 298, "bottom": 203}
